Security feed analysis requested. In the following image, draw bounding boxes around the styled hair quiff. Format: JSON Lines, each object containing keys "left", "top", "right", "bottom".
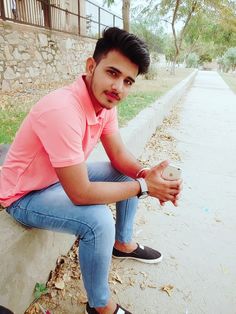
{"left": 93, "top": 27, "right": 150, "bottom": 75}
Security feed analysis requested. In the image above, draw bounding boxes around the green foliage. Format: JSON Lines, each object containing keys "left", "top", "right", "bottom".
{"left": 34, "top": 282, "right": 48, "bottom": 300}
{"left": 131, "top": 19, "right": 166, "bottom": 54}
{"left": 199, "top": 54, "right": 212, "bottom": 64}
{"left": 224, "top": 47, "right": 236, "bottom": 69}
{"left": 185, "top": 53, "right": 199, "bottom": 68}
{"left": 218, "top": 47, "right": 236, "bottom": 72}
{"left": 104, "top": 0, "right": 115, "bottom": 7}
{"left": 164, "top": 37, "right": 176, "bottom": 62}
{"left": 185, "top": 11, "right": 236, "bottom": 59}
{"left": 134, "top": 0, "right": 236, "bottom": 66}
{"left": 0, "top": 110, "right": 27, "bottom": 144}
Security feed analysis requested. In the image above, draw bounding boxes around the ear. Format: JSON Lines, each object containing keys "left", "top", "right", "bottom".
{"left": 86, "top": 57, "right": 96, "bottom": 76}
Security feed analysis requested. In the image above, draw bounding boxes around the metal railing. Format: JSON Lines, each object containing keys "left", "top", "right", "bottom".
{"left": 0, "top": 0, "right": 123, "bottom": 39}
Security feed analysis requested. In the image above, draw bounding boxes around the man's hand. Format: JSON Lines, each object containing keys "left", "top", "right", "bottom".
{"left": 144, "top": 160, "right": 182, "bottom": 207}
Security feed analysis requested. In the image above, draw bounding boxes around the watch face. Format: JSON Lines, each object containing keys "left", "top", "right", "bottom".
{"left": 138, "top": 192, "right": 148, "bottom": 199}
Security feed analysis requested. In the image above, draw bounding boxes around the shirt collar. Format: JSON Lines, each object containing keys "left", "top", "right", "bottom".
{"left": 73, "top": 75, "right": 106, "bottom": 125}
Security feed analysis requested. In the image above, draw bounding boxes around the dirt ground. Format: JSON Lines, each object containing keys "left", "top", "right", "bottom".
{"left": 25, "top": 101, "right": 183, "bottom": 314}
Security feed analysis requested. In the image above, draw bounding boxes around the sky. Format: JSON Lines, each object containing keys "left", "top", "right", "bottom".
{"left": 94, "top": 0, "right": 122, "bottom": 17}
{"left": 91, "top": 0, "right": 177, "bottom": 33}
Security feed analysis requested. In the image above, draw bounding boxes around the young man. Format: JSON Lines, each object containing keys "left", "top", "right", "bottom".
{"left": 0, "top": 28, "right": 182, "bottom": 314}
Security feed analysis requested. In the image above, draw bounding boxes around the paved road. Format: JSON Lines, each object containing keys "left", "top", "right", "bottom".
{"left": 118, "top": 71, "right": 236, "bottom": 314}
{"left": 170, "top": 71, "right": 236, "bottom": 314}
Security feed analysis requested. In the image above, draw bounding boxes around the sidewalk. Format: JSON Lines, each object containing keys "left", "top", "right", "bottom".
{"left": 123, "top": 70, "right": 236, "bottom": 314}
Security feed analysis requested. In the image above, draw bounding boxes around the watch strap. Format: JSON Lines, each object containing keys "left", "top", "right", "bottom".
{"left": 136, "top": 178, "right": 149, "bottom": 198}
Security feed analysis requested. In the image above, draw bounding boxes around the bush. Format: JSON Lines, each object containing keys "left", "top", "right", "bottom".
{"left": 185, "top": 53, "right": 199, "bottom": 68}
{"left": 218, "top": 47, "right": 236, "bottom": 72}
{"left": 144, "top": 63, "right": 158, "bottom": 80}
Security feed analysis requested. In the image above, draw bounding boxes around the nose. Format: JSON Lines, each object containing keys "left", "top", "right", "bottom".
{"left": 111, "top": 78, "right": 123, "bottom": 93}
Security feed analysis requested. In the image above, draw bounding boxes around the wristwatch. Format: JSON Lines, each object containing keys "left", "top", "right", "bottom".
{"left": 136, "top": 178, "right": 149, "bottom": 199}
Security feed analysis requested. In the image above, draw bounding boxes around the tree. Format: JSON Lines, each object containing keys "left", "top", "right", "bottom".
{"left": 134, "top": 0, "right": 236, "bottom": 73}
{"left": 131, "top": 17, "right": 166, "bottom": 54}
{"left": 105, "top": 0, "right": 130, "bottom": 32}
{"left": 184, "top": 8, "right": 236, "bottom": 60}
{"left": 185, "top": 53, "right": 199, "bottom": 68}
{"left": 223, "top": 47, "right": 236, "bottom": 71}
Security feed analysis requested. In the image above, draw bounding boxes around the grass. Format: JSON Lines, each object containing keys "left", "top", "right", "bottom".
{"left": 0, "top": 110, "right": 26, "bottom": 143}
{"left": 0, "top": 68, "right": 193, "bottom": 144}
{"left": 219, "top": 72, "right": 236, "bottom": 94}
{"left": 118, "top": 91, "right": 162, "bottom": 126}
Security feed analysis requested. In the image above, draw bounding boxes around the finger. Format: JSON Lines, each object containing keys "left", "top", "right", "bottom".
{"left": 169, "top": 189, "right": 180, "bottom": 196}
{"left": 172, "top": 199, "right": 178, "bottom": 207}
{"left": 152, "top": 160, "right": 170, "bottom": 173}
{"left": 162, "top": 194, "right": 176, "bottom": 202}
{"left": 167, "top": 179, "right": 182, "bottom": 189}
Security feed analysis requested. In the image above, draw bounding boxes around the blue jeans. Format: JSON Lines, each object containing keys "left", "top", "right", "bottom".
{"left": 6, "top": 162, "right": 138, "bottom": 307}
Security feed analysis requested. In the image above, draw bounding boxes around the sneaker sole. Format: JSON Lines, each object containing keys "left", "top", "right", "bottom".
{"left": 112, "top": 254, "right": 163, "bottom": 264}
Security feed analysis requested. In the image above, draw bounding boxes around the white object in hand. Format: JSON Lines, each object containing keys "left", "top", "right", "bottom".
{"left": 162, "top": 164, "right": 182, "bottom": 180}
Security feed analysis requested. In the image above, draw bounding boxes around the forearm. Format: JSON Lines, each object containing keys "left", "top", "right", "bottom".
{"left": 72, "top": 181, "right": 140, "bottom": 205}
{"left": 110, "top": 150, "right": 144, "bottom": 179}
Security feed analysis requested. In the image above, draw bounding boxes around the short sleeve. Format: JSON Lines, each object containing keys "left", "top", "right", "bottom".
{"left": 101, "top": 107, "right": 119, "bottom": 135}
{"left": 31, "top": 107, "right": 85, "bottom": 167}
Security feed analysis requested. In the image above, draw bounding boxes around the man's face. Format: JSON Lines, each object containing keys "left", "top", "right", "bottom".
{"left": 86, "top": 50, "right": 139, "bottom": 111}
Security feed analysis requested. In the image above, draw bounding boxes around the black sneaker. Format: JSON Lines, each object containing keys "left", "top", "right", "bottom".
{"left": 112, "top": 243, "right": 163, "bottom": 264}
{"left": 85, "top": 302, "right": 132, "bottom": 314}
{"left": 0, "top": 305, "right": 14, "bottom": 314}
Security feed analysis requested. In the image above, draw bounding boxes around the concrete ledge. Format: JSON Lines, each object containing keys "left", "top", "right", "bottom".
{"left": 0, "top": 213, "right": 74, "bottom": 313}
{"left": 0, "top": 70, "right": 197, "bottom": 313}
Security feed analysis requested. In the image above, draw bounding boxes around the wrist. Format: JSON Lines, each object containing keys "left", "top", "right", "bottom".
{"left": 136, "top": 167, "right": 150, "bottom": 178}
{"left": 136, "top": 178, "right": 149, "bottom": 199}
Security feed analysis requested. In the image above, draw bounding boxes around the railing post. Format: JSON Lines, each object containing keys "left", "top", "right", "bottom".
{"left": 42, "top": 0, "right": 51, "bottom": 29}
{"left": 78, "top": 0, "right": 80, "bottom": 35}
{"left": 113, "top": 14, "right": 115, "bottom": 27}
{"left": 98, "top": 6, "right": 100, "bottom": 38}
{"left": 0, "top": 0, "right": 6, "bottom": 20}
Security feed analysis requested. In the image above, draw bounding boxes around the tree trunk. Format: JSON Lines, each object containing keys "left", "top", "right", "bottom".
{"left": 170, "top": 54, "right": 178, "bottom": 75}
{"left": 122, "top": 0, "right": 130, "bottom": 32}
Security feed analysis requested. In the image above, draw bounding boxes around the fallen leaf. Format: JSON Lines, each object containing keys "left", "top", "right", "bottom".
{"left": 111, "top": 272, "right": 123, "bottom": 284}
{"left": 140, "top": 282, "right": 146, "bottom": 290}
{"left": 63, "top": 273, "right": 71, "bottom": 282}
{"left": 54, "top": 278, "right": 65, "bottom": 290}
{"left": 161, "top": 284, "right": 174, "bottom": 296}
{"left": 140, "top": 271, "right": 148, "bottom": 279}
{"left": 78, "top": 293, "right": 88, "bottom": 304}
{"left": 164, "top": 212, "right": 175, "bottom": 216}
{"left": 127, "top": 277, "right": 136, "bottom": 287}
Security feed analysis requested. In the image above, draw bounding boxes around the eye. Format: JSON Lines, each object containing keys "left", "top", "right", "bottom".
{"left": 107, "top": 69, "right": 117, "bottom": 77}
{"left": 124, "top": 79, "right": 133, "bottom": 86}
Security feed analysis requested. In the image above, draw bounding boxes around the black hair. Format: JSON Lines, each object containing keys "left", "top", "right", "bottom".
{"left": 93, "top": 27, "right": 150, "bottom": 75}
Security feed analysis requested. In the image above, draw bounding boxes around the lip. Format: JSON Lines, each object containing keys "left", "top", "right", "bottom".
{"left": 105, "top": 91, "right": 120, "bottom": 101}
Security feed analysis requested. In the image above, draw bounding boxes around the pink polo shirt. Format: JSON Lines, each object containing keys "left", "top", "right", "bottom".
{"left": 0, "top": 76, "right": 118, "bottom": 207}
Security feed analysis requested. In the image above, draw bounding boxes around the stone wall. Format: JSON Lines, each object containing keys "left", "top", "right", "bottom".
{"left": 0, "top": 20, "right": 96, "bottom": 91}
